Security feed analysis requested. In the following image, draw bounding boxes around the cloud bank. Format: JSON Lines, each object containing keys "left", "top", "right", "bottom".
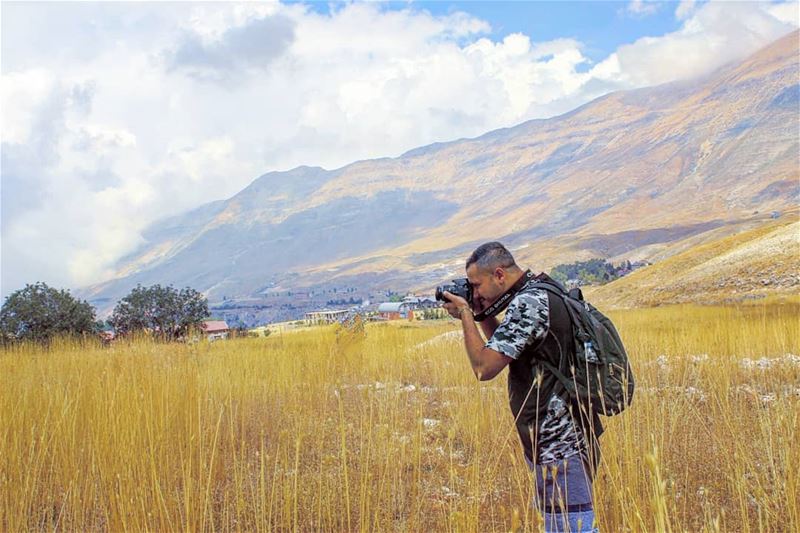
{"left": 1, "top": 1, "right": 797, "bottom": 297}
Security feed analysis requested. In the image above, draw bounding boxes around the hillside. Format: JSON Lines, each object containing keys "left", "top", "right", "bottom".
{"left": 83, "top": 31, "right": 800, "bottom": 321}
{"left": 588, "top": 213, "right": 800, "bottom": 309}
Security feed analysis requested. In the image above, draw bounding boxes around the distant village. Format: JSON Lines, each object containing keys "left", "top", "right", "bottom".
{"left": 198, "top": 258, "right": 652, "bottom": 341}
{"left": 303, "top": 294, "right": 442, "bottom": 324}
{"left": 196, "top": 293, "right": 445, "bottom": 341}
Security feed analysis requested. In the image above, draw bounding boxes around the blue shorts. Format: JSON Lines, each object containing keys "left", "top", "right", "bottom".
{"left": 526, "top": 454, "right": 598, "bottom": 533}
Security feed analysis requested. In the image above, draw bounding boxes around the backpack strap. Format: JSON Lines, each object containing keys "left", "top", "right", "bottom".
{"left": 530, "top": 272, "right": 569, "bottom": 294}
{"left": 529, "top": 280, "right": 583, "bottom": 335}
{"left": 539, "top": 357, "right": 577, "bottom": 396}
{"left": 528, "top": 277, "right": 584, "bottom": 399}
{"left": 568, "top": 287, "right": 584, "bottom": 301}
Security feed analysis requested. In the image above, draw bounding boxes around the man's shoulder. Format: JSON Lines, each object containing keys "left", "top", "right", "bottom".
{"left": 509, "top": 280, "right": 550, "bottom": 312}
{"left": 497, "top": 282, "right": 549, "bottom": 334}
{"left": 487, "top": 279, "right": 551, "bottom": 357}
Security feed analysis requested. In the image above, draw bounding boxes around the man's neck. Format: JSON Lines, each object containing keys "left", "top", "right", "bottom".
{"left": 504, "top": 268, "right": 525, "bottom": 289}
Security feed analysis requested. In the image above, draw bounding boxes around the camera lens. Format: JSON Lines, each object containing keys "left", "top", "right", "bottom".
{"left": 435, "top": 286, "right": 445, "bottom": 301}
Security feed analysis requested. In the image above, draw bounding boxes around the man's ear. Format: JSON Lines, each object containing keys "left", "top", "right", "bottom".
{"left": 494, "top": 267, "right": 505, "bottom": 283}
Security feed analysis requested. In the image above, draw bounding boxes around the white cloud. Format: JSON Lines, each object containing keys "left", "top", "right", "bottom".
{"left": 592, "top": 1, "right": 798, "bottom": 86}
{"left": 1, "top": 1, "right": 798, "bottom": 297}
{"left": 182, "top": 2, "right": 283, "bottom": 41}
{"left": 75, "top": 125, "right": 137, "bottom": 151}
{"left": 769, "top": 1, "right": 800, "bottom": 25}
{"left": 166, "top": 13, "right": 296, "bottom": 82}
{"left": 0, "top": 69, "right": 55, "bottom": 144}
{"left": 676, "top": 0, "right": 697, "bottom": 20}
{"left": 626, "top": 0, "right": 661, "bottom": 17}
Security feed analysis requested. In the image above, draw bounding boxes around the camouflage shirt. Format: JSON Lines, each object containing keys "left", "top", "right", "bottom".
{"left": 486, "top": 278, "right": 589, "bottom": 465}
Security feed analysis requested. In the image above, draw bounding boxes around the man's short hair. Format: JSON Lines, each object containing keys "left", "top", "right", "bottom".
{"left": 466, "top": 242, "right": 518, "bottom": 271}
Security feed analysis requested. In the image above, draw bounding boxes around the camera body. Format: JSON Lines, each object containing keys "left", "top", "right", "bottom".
{"left": 435, "top": 278, "right": 473, "bottom": 305}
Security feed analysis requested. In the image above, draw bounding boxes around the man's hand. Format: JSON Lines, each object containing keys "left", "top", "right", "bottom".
{"left": 442, "top": 291, "right": 472, "bottom": 320}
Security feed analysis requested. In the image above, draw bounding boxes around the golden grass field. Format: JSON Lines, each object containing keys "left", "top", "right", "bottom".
{"left": 2, "top": 300, "right": 799, "bottom": 532}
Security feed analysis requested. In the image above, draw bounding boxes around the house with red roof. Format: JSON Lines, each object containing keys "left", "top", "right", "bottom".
{"left": 201, "top": 320, "right": 229, "bottom": 341}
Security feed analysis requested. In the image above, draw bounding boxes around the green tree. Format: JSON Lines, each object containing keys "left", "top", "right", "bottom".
{"left": 550, "top": 258, "right": 620, "bottom": 285}
{"left": 0, "top": 282, "right": 97, "bottom": 343}
{"left": 110, "top": 284, "right": 209, "bottom": 340}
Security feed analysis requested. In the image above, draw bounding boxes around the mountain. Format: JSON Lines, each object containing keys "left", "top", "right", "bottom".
{"left": 85, "top": 31, "right": 799, "bottom": 321}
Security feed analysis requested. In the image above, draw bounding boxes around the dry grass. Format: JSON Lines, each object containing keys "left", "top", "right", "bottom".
{"left": 2, "top": 302, "right": 799, "bottom": 532}
{"left": 588, "top": 215, "right": 800, "bottom": 308}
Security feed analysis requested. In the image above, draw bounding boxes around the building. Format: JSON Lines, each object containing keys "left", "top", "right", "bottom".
{"left": 377, "top": 302, "right": 414, "bottom": 320}
{"left": 305, "top": 309, "right": 350, "bottom": 325}
{"left": 201, "top": 320, "right": 230, "bottom": 341}
{"left": 402, "top": 295, "right": 438, "bottom": 309}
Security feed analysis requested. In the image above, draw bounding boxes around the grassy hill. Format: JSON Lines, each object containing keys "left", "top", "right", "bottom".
{"left": 587, "top": 213, "right": 799, "bottom": 308}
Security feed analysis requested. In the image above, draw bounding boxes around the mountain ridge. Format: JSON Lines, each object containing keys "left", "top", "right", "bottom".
{"left": 84, "top": 30, "right": 800, "bottom": 321}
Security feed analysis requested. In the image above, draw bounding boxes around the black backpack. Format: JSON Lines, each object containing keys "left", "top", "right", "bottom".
{"left": 531, "top": 274, "right": 635, "bottom": 416}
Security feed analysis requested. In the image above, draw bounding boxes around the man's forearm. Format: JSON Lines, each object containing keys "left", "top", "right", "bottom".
{"left": 443, "top": 295, "right": 509, "bottom": 380}
{"left": 459, "top": 309, "right": 491, "bottom": 378}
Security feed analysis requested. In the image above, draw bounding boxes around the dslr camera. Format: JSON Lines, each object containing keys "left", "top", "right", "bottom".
{"left": 435, "top": 278, "right": 473, "bottom": 304}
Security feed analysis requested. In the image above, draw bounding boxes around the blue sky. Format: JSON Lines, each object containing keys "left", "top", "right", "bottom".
{"left": 294, "top": 0, "right": 686, "bottom": 62}
{"left": 429, "top": 1, "right": 683, "bottom": 59}
{"left": 1, "top": 0, "right": 798, "bottom": 295}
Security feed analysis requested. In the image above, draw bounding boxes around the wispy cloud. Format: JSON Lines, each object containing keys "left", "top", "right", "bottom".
{"left": 625, "top": 0, "right": 661, "bottom": 18}
{"left": 675, "top": 0, "right": 697, "bottom": 20}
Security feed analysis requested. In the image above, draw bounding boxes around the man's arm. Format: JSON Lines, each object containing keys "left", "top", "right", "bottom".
{"left": 459, "top": 309, "right": 511, "bottom": 381}
{"left": 444, "top": 293, "right": 511, "bottom": 381}
{"left": 478, "top": 315, "right": 500, "bottom": 340}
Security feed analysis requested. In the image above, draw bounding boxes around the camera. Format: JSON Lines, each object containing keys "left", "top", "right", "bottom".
{"left": 435, "top": 278, "right": 473, "bottom": 304}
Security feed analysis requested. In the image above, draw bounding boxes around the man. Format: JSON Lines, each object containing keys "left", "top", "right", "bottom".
{"left": 442, "top": 241, "right": 602, "bottom": 533}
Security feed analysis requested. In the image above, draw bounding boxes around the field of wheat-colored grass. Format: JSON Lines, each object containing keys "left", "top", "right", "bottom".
{"left": 2, "top": 301, "right": 799, "bottom": 532}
